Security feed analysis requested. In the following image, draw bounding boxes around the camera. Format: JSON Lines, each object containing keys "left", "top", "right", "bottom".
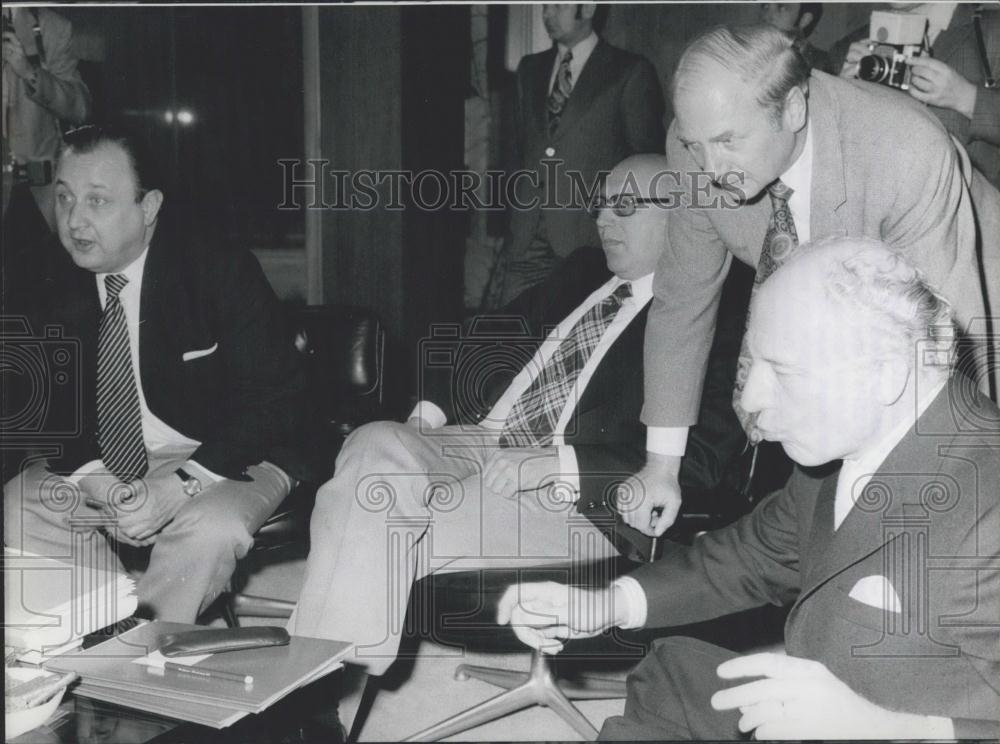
{"left": 857, "top": 10, "right": 929, "bottom": 91}
{"left": 0, "top": 317, "right": 82, "bottom": 440}
{"left": 3, "top": 158, "right": 54, "bottom": 187}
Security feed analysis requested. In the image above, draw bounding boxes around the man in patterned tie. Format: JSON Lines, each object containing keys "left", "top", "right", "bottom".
{"left": 624, "top": 22, "right": 993, "bottom": 544}
{"left": 290, "top": 154, "right": 750, "bottom": 735}
{"left": 3, "top": 124, "right": 311, "bottom": 623}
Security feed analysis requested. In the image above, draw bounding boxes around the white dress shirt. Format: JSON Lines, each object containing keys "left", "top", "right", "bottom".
{"left": 412, "top": 273, "right": 653, "bottom": 501}
{"left": 646, "top": 122, "right": 815, "bottom": 457}
{"left": 68, "top": 248, "right": 222, "bottom": 484}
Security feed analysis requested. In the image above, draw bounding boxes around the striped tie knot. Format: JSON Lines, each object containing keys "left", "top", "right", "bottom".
{"left": 105, "top": 273, "right": 128, "bottom": 299}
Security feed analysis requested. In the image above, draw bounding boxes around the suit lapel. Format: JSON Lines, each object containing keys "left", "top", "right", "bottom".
{"left": 807, "top": 75, "right": 849, "bottom": 242}
{"left": 551, "top": 41, "right": 611, "bottom": 141}
{"left": 531, "top": 48, "right": 558, "bottom": 136}
{"left": 797, "top": 381, "right": 956, "bottom": 602}
{"left": 931, "top": 6, "right": 975, "bottom": 65}
{"left": 137, "top": 233, "right": 180, "bottom": 396}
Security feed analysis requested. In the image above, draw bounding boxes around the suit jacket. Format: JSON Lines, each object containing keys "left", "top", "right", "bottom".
{"left": 424, "top": 245, "right": 748, "bottom": 521}
{"left": 629, "top": 377, "right": 1000, "bottom": 738}
{"left": 37, "top": 226, "right": 312, "bottom": 482}
{"left": 505, "top": 40, "right": 665, "bottom": 265}
{"left": 643, "top": 71, "right": 987, "bottom": 427}
{"left": 829, "top": 5, "right": 1000, "bottom": 188}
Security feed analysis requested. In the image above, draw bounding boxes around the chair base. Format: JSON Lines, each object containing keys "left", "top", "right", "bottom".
{"left": 402, "top": 650, "right": 624, "bottom": 742}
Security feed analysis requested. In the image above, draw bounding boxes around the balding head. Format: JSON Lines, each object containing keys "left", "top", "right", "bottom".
{"left": 670, "top": 24, "right": 811, "bottom": 201}
{"left": 594, "top": 154, "right": 672, "bottom": 280}
{"left": 741, "top": 237, "right": 954, "bottom": 465}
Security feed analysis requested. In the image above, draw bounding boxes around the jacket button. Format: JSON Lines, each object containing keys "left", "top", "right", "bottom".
{"left": 588, "top": 501, "right": 596, "bottom": 509}
{"left": 544, "top": 147, "right": 555, "bottom": 157}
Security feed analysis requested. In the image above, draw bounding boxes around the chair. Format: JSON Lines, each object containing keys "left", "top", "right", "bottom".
{"left": 221, "top": 304, "right": 388, "bottom": 627}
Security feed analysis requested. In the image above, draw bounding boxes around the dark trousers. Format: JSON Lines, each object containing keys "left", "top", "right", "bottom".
{"left": 600, "top": 636, "right": 744, "bottom": 740}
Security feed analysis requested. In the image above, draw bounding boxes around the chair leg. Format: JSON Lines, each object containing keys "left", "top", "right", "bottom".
{"left": 402, "top": 650, "right": 602, "bottom": 742}
{"left": 555, "top": 673, "right": 627, "bottom": 700}
{"left": 231, "top": 593, "right": 296, "bottom": 619}
{"left": 221, "top": 597, "right": 240, "bottom": 629}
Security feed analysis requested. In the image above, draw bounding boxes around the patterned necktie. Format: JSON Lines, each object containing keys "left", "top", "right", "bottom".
{"left": 732, "top": 180, "right": 799, "bottom": 441}
{"left": 97, "top": 274, "right": 148, "bottom": 482}
{"left": 546, "top": 49, "right": 574, "bottom": 137}
{"left": 500, "top": 282, "right": 632, "bottom": 448}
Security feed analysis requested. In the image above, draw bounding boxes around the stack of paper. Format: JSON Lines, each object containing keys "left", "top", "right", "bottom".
{"left": 45, "top": 621, "right": 352, "bottom": 729}
{"left": 3, "top": 549, "right": 137, "bottom": 658}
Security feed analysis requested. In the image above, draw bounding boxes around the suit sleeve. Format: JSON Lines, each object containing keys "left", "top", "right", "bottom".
{"left": 620, "top": 56, "right": 665, "bottom": 154}
{"left": 190, "top": 251, "right": 306, "bottom": 478}
{"left": 627, "top": 471, "right": 804, "bottom": 629}
{"left": 26, "top": 12, "right": 90, "bottom": 125}
{"left": 641, "top": 122, "right": 732, "bottom": 428}
{"left": 880, "top": 117, "right": 984, "bottom": 335}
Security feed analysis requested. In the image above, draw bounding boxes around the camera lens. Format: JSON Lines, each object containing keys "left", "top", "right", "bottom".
{"left": 858, "top": 55, "right": 891, "bottom": 84}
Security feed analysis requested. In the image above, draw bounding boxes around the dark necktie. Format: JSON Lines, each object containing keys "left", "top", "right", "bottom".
{"left": 97, "top": 274, "right": 148, "bottom": 482}
{"left": 500, "top": 282, "right": 632, "bottom": 448}
{"left": 546, "top": 49, "right": 573, "bottom": 137}
{"left": 733, "top": 180, "right": 799, "bottom": 441}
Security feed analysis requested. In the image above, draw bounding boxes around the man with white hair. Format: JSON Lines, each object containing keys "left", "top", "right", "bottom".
{"left": 499, "top": 238, "right": 1000, "bottom": 740}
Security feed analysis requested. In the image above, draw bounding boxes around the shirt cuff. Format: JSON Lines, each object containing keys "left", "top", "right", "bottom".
{"left": 611, "top": 576, "right": 648, "bottom": 629}
{"left": 409, "top": 401, "right": 447, "bottom": 429}
{"left": 555, "top": 445, "right": 580, "bottom": 501}
{"left": 184, "top": 460, "right": 225, "bottom": 485}
{"left": 63, "top": 460, "right": 105, "bottom": 485}
{"left": 646, "top": 426, "right": 689, "bottom": 457}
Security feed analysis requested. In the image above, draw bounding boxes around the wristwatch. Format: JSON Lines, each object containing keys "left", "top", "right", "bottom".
{"left": 175, "top": 467, "right": 203, "bottom": 497}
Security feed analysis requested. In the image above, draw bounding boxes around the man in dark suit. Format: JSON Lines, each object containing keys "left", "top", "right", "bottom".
{"left": 290, "top": 154, "right": 748, "bottom": 733}
{"left": 626, "top": 23, "right": 993, "bottom": 544}
{"left": 500, "top": 237, "right": 1000, "bottom": 740}
{"left": 485, "top": 3, "right": 664, "bottom": 308}
{"left": 3, "top": 125, "right": 309, "bottom": 623}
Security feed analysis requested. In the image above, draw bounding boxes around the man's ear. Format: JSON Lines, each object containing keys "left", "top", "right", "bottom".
{"left": 579, "top": 3, "right": 597, "bottom": 21}
{"left": 782, "top": 85, "right": 808, "bottom": 134}
{"left": 797, "top": 11, "right": 815, "bottom": 34}
{"left": 876, "top": 357, "right": 911, "bottom": 407}
{"left": 140, "top": 189, "right": 164, "bottom": 226}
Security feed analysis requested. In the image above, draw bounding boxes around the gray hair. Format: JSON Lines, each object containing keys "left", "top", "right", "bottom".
{"left": 816, "top": 237, "right": 956, "bottom": 370}
{"left": 672, "top": 23, "right": 811, "bottom": 124}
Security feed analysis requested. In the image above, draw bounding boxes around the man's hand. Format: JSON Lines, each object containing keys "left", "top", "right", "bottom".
{"left": 107, "top": 473, "right": 190, "bottom": 545}
{"left": 2, "top": 31, "right": 35, "bottom": 81}
{"left": 907, "top": 57, "right": 978, "bottom": 119}
{"left": 711, "top": 652, "right": 953, "bottom": 740}
{"left": 496, "top": 582, "right": 623, "bottom": 654}
{"left": 619, "top": 454, "right": 681, "bottom": 537}
{"left": 482, "top": 447, "right": 561, "bottom": 500}
{"left": 838, "top": 39, "right": 871, "bottom": 79}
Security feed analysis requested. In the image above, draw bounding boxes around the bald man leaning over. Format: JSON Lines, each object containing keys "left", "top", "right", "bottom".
{"left": 627, "top": 23, "right": 991, "bottom": 541}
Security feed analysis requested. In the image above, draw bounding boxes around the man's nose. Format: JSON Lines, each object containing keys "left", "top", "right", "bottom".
{"left": 740, "top": 360, "right": 770, "bottom": 415}
{"left": 66, "top": 202, "right": 87, "bottom": 230}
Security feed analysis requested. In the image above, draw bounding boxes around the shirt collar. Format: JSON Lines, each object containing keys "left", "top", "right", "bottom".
{"left": 97, "top": 246, "right": 150, "bottom": 299}
{"left": 842, "top": 377, "right": 947, "bottom": 477}
{"left": 613, "top": 272, "right": 653, "bottom": 306}
{"left": 557, "top": 31, "right": 598, "bottom": 64}
{"left": 780, "top": 120, "right": 812, "bottom": 199}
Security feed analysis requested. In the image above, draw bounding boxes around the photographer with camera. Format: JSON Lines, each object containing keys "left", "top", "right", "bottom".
{"left": 3, "top": 7, "right": 91, "bottom": 316}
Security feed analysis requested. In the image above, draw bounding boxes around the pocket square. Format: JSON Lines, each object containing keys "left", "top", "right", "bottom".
{"left": 182, "top": 343, "right": 218, "bottom": 362}
{"left": 848, "top": 575, "right": 902, "bottom": 613}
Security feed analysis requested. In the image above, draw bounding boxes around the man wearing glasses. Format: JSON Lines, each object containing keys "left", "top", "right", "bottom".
{"left": 290, "top": 154, "right": 749, "bottom": 735}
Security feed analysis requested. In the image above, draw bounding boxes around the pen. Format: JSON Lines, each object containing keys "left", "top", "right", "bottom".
{"left": 164, "top": 661, "right": 253, "bottom": 685}
{"left": 649, "top": 536, "right": 658, "bottom": 563}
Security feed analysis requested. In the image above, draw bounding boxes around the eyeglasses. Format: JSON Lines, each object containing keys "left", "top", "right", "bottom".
{"left": 589, "top": 193, "right": 673, "bottom": 219}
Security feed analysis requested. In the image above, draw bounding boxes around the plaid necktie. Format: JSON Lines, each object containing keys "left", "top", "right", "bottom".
{"left": 500, "top": 282, "right": 632, "bottom": 448}
{"left": 732, "top": 180, "right": 799, "bottom": 441}
{"left": 97, "top": 274, "right": 148, "bottom": 482}
{"left": 546, "top": 49, "right": 573, "bottom": 136}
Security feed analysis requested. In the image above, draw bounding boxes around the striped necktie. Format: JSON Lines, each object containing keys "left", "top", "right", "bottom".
{"left": 500, "top": 282, "right": 632, "bottom": 448}
{"left": 732, "top": 180, "right": 799, "bottom": 441}
{"left": 546, "top": 49, "right": 574, "bottom": 136}
{"left": 97, "top": 274, "right": 148, "bottom": 482}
